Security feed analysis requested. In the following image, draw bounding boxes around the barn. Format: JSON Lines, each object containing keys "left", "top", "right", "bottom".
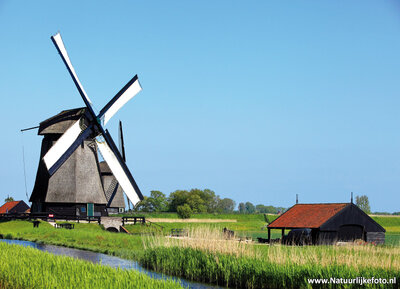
{"left": 267, "top": 203, "right": 385, "bottom": 245}
{"left": 0, "top": 201, "right": 30, "bottom": 215}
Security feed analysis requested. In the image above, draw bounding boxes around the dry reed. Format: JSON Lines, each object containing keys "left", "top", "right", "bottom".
{"left": 144, "top": 226, "right": 258, "bottom": 257}
{"left": 144, "top": 226, "right": 400, "bottom": 271}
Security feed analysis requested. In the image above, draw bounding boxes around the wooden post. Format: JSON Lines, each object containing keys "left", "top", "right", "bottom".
{"left": 268, "top": 228, "right": 271, "bottom": 244}
{"left": 282, "top": 228, "right": 285, "bottom": 239}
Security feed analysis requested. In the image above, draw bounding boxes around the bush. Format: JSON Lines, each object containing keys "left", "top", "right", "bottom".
{"left": 177, "top": 204, "right": 192, "bottom": 219}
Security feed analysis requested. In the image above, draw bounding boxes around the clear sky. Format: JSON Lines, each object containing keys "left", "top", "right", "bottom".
{"left": 1, "top": 1, "right": 399, "bottom": 212}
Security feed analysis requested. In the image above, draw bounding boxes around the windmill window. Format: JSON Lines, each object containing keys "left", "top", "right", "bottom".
{"left": 81, "top": 206, "right": 86, "bottom": 213}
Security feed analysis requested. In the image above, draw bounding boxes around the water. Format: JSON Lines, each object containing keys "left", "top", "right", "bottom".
{"left": 0, "top": 239, "right": 224, "bottom": 289}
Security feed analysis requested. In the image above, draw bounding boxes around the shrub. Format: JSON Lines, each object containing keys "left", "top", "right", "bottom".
{"left": 177, "top": 204, "right": 192, "bottom": 219}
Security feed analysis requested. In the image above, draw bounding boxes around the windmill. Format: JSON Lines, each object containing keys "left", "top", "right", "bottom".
{"left": 30, "top": 33, "right": 143, "bottom": 216}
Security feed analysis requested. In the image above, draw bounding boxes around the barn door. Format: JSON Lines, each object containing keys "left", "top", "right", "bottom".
{"left": 87, "top": 203, "right": 94, "bottom": 217}
{"left": 338, "top": 225, "right": 364, "bottom": 241}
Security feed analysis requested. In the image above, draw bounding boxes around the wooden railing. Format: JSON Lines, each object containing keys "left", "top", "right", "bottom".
{"left": 122, "top": 216, "right": 146, "bottom": 225}
{"left": 0, "top": 213, "right": 101, "bottom": 224}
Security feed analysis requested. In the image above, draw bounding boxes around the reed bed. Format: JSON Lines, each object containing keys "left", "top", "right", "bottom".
{"left": 0, "top": 242, "right": 182, "bottom": 289}
{"left": 140, "top": 227, "right": 400, "bottom": 288}
{"left": 144, "top": 226, "right": 258, "bottom": 257}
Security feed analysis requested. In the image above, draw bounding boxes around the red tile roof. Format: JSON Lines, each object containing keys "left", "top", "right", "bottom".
{"left": 0, "top": 201, "right": 20, "bottom": 214}
{"left": 268, "top": 203, "right": 349, "bottom": 229}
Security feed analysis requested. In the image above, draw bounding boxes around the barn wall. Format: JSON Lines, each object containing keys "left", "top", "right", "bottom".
{"left": 321, "top": 204, "right": 385, "bottom": 233}
{"left": 366, "top": 232, "right": 385, "bottom": 245}
{"left": 10, "top": 202, "right": 30, "bottom": 213}
{"left": 316, "top": 231, "right": 337, "bottom": 245}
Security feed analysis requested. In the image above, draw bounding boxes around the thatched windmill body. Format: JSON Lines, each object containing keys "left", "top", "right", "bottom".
{"left": 30, "top": 108, "right": 108, "bottom": 216}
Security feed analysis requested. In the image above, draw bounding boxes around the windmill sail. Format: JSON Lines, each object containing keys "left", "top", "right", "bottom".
{"left": 96, "top": 130, "right": 143, "bottom": 205}
{"left": 51, "top": 33, "right": 94, "bottom": 111}
{"left": 118, "top": 120, "right": 131, "bottom": 210}
{"left": 98, "top": 75, "right": 142, "bottom": 125}
{"left": 43, "top": 120, "right": 93, "bottom": 174}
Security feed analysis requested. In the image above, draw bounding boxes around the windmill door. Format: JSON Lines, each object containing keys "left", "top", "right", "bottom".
{"left": 87, "top": 203, "right": 94, "bottom": 217}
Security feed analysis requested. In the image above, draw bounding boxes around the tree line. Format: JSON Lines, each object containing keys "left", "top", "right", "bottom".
{"left": 134, "top": 189, "right": 286, "bottom": 218}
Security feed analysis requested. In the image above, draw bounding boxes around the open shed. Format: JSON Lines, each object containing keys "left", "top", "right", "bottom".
{"left": 267, "top": 203, "right": 385, "bottom": 245}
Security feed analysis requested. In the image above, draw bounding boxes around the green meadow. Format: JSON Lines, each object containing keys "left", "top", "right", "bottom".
{"left": 0, "top": 213, "right": 399, "bottom": 288}
{"left": 0, "top": 220, "right": 143, "bottom": 260}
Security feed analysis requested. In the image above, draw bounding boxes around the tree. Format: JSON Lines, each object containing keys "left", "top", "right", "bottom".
{"left": 148, "top": 190, "right": 168, "bottom": 212}
{"left": 238, "top": 202, "right": 246, "bottom": 213}
{"left": 190, "top": 188, "right": 219, "bottom": 213}
{"left": 256, "top": 204, "right": 275, "bottom": 214}
{"left": 4, "top": 196, "right": 14, "bottom": 203}
{"left": 217, "top": 198, "right": 236, "bottom": 213}
{"left": 187, "top": 193, "right": 207, "bottom": 213}
{"left": 135, "top": 196, "right": 153, "bottom": 212}
{"left": 356, "top": 195, "right": 371, "bottom": 214}
{"left": 177, "top": 204, "right": 192, "bottom": 219}
{"left": 135, "top": 191, "right": 168, "bottom": 212}
{"left": 168, "top": 190, "right": 190, "bottom": 212}
{"left": 256, "top": 204, "right": 286, "bottom": 214}
{"left": 168, "top": 188, "right": 221, "bottom": 213}
{"left": 245, "top": 202, "right": 256, "bottom": 214}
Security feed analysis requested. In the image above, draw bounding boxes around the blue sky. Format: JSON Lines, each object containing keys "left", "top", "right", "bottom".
{"left": 0, "top": 1, "right": 399, "bottom": 212}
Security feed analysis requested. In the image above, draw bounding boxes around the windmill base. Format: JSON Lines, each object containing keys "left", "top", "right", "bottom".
{"left": 31, "top": 202, "right": 108, "bottom": 217}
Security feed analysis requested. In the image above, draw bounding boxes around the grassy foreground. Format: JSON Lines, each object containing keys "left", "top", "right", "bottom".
{"left": 140, "top": 246, "right": 398, "bottom": 289}
{"left": 0, "top": 242, "right": 182, "bottom": 289}
{"left": 140, "top": 228, "right": 400, "bottom": 288}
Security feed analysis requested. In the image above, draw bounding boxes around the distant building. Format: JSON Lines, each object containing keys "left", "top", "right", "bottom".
{"left": 0, "top": 201, "right": 30, "bottom": 214}
{"left": 267, "top": 203, "right": 385, "bottom": 245}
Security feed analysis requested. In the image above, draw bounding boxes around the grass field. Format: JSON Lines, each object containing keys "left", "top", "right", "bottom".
{"left": 0, "top": 213, "right": 399, "bottom": 288}
{"left": 125, "top": 212, "right": 276, "bottom": 239}
{"left": 124, "top": 212, "right": 400, "bottom": 243}
{"left": 1, "top": 213, "right": 399, "bottom": 249}
{"left": 0, "top": 220, "right": 143, "bottom": 260}
{"left": 0, "top": 242, "right": 182, "bottom": 289}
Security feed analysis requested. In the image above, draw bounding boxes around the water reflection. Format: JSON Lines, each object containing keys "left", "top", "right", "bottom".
{"left": 0, "top": 239, "right": 223, "bottom": 289}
